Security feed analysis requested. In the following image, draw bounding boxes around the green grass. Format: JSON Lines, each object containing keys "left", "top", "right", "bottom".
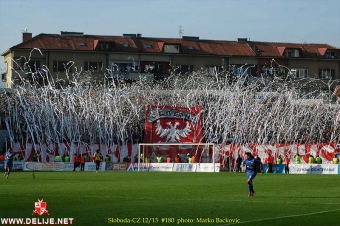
{"left": 1, "top": 172, "right": 340, "bottom": 226}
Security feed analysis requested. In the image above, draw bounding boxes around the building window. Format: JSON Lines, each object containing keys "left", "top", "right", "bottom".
{"left": 325, "top": 51, "right": 338, "bottom": 59}
{"left": 232, "top": 66, "right": 251, "bottom": 76}
{"left": 261, "top": 67, "right": 285, "bottom": 76}
{"left": 1, "top": 73, "right": 6, "bottom": 82}
{"left": 285, "top": 49, "right": 300, "bottom": 57}
{"left": 206, "top": 66, "right": 223, "bottom": 75}
{"left": 123, "top": 43, "right": 129, "bottom": 48}
{"left": 319, "top": 69, "right": 334, "bottom": 79}
{"left": 145, "top": 44, "right": 151, "bottom": 48}
{"left": 79, "top": 42, "right": 86, "bottom": 46}
{"left": 53, "top": 61, "right": 73, "bottom": 72}
{"left": 109, "top": 62, "right": 139, "bottom": 73}
{"left": 99, "top": 43, "right": 113, "bottom": 51}
{"left": 291, "top": 68, "right": 308, "bottom": 78}
{"left": 176, "top": 65, "right": 194, "bottom": 74}
{"left": 145, "top": 64, "right": 163, "bottom": 73}
{"left": 188, "top": 46, "right": 194, "bottom": 50}
{"left": 17, "top": 59, "right": 40, "bottom": 72}
{"left": 164, "top": 45, "right": 180, "bottom": 53}
{"left": 18, "top": 59, "right": 41, "bottom": 72}
{"left": 84, "top": 62, "right": 103, "bottom": 72}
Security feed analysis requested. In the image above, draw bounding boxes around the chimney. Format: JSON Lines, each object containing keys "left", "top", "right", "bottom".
{"left": 22, "top": 32, "right": 32, "bottom": 42}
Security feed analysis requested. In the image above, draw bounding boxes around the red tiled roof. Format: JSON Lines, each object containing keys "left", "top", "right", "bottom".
{"left": 6, "top": 33, "right": 339, "bottom": 58}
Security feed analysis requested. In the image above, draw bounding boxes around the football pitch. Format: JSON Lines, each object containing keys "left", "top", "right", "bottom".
{"left": 1, "top": 171, "right": 340, "bottom": 226}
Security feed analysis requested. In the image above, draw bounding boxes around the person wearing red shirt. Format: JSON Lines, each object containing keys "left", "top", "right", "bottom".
{"left": 175, "top": 154, "right": 181, "bottom": 163}
{"left": 266, "top": 153, "right": 274, "bottom": 173}
{"left": 192, "top": 155, "right": 196, "bottom": 163}
{"left": 73, "top": 154, "right": 79, "bottom": 171}
{"left": 284, "top": 155, "right": 290, "bottom": 174}
{"left": 80, "top": 154, "right": 85, "bottom": 171}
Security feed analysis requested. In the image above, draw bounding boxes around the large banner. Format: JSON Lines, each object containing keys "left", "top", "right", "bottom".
{"left": 125, "top": 163, "right": 219, "bottom": 172}
{"left": 218, "top": 143, "right": 340, "bottom": 167}
{"left": 288, "top": 164, "right": 338, "bottom": 174}
{"left": 263, "top": 164, "right": 285, "bottom": 173}
{"left": 144, "top": 105, "right": 203, "bottom": 143}
{"left": 10, "top": 142, "right": 139, "bottom": 164}
{"left": 149, "top": 163, "right": 174, "bottom": 172}
{"left": 8, "top": 142, "right": 340, "bottom": 166}
{"left": 23, "top": 162, "right": 106, "bottom": 171}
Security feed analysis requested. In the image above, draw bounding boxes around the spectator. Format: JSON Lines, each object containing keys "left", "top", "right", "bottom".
{"left": 175, "top": 154, "right": 181, "bottom": 163}
{"left": 255, "top": 155, "right": 262, "bottom": 173}
{"left": 333, "top": 155, "right": 339, "bottom": 164}
{"left": 267, "top": 153, "right": 274, "bottom": 173}
{"left": 73, "top": 154, "right": 79, "bottom": 171}
{"left": 315, "top": 154, "right": 322, "bottom": 164}
{"left": 294, "top": 154, "right": 301, "bottom": 164}
{"left": 80, "top": 154, "right": 85, "bottom": 171}
{"left": 192, "top": 155, "right": 196, "bottom": 164}
{"left": 235, "top": 155, "right": 242, "bottom": 172}
{"left": 123, "top": 155, "right": 129, "bottom": 163}
{"left": 188, "top": 155, "right": 192, "bottom": 163}
{"left": 284, "top": 155, "right": 290, "bottom": 174}
{"left": 33, "top": 153, "right": 38, "bottom": 162}
{"left": 55, "top": 154, "right": 61, "bottom": 162}
{"left": 93, "top": 150, "right": 101, "bottom": 172}
{"left": 65, "top": 154, "right": 70, "bottom": 162}
{"left": 276, "top": 155, "right": 283, "bottom": 164}
{"left": 156, "top": 154, "right": 162, "bottom": 163}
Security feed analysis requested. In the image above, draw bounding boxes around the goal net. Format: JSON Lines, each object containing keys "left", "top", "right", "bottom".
{"left": 137, "top": 143, "right": 215, "bottom": 166}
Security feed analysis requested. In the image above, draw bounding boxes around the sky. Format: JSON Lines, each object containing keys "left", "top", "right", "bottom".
{"left": 0, "top": 0, "right": 339, "bottom": 73}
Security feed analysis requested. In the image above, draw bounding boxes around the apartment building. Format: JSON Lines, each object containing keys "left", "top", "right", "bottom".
{"left": 1, "top": 31, "right": 339, "bottom": 98}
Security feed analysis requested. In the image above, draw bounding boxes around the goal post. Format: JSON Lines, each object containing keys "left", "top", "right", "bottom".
{"left": 137, "top": 143, "right": 216, "bottom": 172}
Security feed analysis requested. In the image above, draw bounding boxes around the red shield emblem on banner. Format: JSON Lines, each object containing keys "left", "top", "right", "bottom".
{"left": 144, "top": 105, "right": 203, "bottom": 143}
{"left": 32, "top": 199, "right": 49, "bottom": 216}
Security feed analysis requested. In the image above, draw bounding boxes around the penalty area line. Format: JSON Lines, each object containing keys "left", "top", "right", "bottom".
{"left": 217, "top": 208, "right": 340, "bottom": 226}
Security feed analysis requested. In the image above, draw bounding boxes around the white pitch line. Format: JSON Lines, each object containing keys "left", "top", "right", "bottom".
{"left": 217, "top": 208, "right": 340, "bottom": 226}
{"left": 1, "top": 193, "right": 340, "bottom": 206}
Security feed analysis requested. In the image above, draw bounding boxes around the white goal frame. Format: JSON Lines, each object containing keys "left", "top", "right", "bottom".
{"left": 137, "top": 143, "right": 215, "bottom": 172}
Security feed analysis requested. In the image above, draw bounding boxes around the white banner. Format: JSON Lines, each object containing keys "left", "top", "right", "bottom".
{"left": 196, "top": 163, "right": 220, "bottom": 172}
{"left": 62, "top": 162, "right": 81, "bottom": 171}
{"left": 149, "top": 163, "right": 174, "bottom": 172}
{"left": 126, "top": 163, "right": 151, "bottom": 171}
{"left": 24, "top": 162, "right": 64, "bottom": 171}
{"left": 108, "top": 162, "right": 127, "bottom": 171}
{"left": 173, "top": 163, "right": 197, "bottom": 172}
{"left": 310, "top": 164, "right": 338, "bottom": 174}
{"left": 13, "top": 162, "right": 24, "bottom": 170}
{"left": 289, "top": 164, "right": 338, "bottom": 174}
{"left": 23, "top": 162, "right": 106, "bottom": 171}
{"left": 84, "top": 162, "right": 106, "bottom": 171}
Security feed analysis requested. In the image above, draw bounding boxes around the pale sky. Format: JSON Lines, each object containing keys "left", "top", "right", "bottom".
{"left": 1, "top": 0, "right": 339, "bottom": 73}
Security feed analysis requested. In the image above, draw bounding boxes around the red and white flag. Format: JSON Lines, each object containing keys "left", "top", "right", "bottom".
{"left": 144, "top": 105, "right": 203, "bottom": 143}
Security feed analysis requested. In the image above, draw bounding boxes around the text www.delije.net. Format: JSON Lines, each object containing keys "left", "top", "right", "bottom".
{"left": 1, "top": 218, "right": 74, "bottom": 225}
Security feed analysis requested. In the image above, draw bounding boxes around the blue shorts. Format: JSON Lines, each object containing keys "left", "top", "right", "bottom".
{"left": 247, "top": 173, "right": 257, "bottom": 181}
{"left": 4, "top": 161, "right": 13, "bottom": 168}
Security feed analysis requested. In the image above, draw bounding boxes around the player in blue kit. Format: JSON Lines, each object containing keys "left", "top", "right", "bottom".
{"left": 242, "top": 152, "right": 263, "bottom": 197}
{"left": 4, "top": 148, "right": 14, "bottom": 179}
